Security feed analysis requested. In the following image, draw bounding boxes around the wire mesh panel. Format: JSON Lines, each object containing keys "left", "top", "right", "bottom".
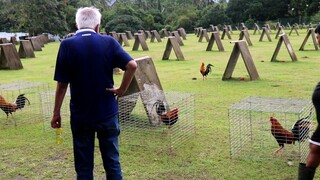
{"left": 40, "top": 89, "right": 71, "bottom": 131}
{"left": 118, "top": 91, "right": 195, "bottom": 149}
{"left": 229, "top": 96, "right": 315, "bottom": 163}
{"left": 0, "top": 81, "right": 50, "bottom": 127}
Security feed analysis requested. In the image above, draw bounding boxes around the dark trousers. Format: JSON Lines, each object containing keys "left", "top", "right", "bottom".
{"left": 71, "top": 115, "right": 122, "bottom": 180}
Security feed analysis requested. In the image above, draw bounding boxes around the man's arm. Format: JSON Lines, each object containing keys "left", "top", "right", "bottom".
{"left": 106, "top": 60, "right": 137, "bottom": 97}
{"left": 51, "top": 82, "right": 68, "bottom": 128}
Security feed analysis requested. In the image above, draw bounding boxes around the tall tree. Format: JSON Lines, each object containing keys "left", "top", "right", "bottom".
{"left": 197, "top": 3, "right": 231, "bottom": 28}
{"left": 25, "top": 0, "right": 68, "bottom": 35}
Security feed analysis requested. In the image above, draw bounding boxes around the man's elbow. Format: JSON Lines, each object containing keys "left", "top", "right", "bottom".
{"left": 127, "top": 60, "right": 137, "bottom": 71}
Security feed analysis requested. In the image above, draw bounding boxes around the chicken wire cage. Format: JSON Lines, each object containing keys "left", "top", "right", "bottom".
{"left": 229, "top": 96, "right": 315, "bottom": 163}
{"left": 118, "top": 90, "right": 195, "bottom": 150}
{"left": 0, "top": 81, "right": 50, "bottom": 127}
{"left": 40, "top": 89, "right": 71, "bottom": 131}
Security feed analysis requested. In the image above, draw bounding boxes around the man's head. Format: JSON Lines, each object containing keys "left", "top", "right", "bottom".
{"left": 75, "top": 7, "right": 101, "bottom": 31}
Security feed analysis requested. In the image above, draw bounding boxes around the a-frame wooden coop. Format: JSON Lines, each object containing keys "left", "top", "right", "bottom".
{"left": 198, "top": 29, "right": 210, "bottom": 42}
{"left": 239, "top": 29, "right": 253, "bottom": 46}
{"left": 162, "top": 37, "right": 185, "bottom": 60}
{"left": 0, "top": 43, "right": 23, "bottom": 70}
{"left": 118, "top": 33, "right": 130, "bottom": 47}
{"left": 253, "top": 23, "right": 261, "bottom": 35}
{"left": 119, "top": 56, "right": 177, "bottom": 126}
{"left": 299, "top": 28, "right": 318, "bottom": 51}
{"left": 222, "top": 40, "right": 259, "bottom": 81}
{"left": 150, "top": 30, "right": 162, "bottom": 43}
{"left": 275, "top": 26, "right": 285, "bottom": 39}
{"left": 171, "top": 31, "right": 184, "bottom": 46}
{"left": 18, "top": 40, "right": 35, "bottom": 58}
{"left": 259, "top": 27, "right": 272, "bottom": 42}
{"left": 221, "top": 27, "right": 232, "bottom": 40}
{"left": 118, "top": 57, "right": 195, "bottom": 149}
{"left": 132, "top": 33, "right": 149, "bottom": 51}
{"left": 206, "top": 32, "right": 224, "bottom": 51}
{"left": 289, "top": 24, "right": 299, "bottom": 36}
{"left": 271, "top": 34, "right": 297, "bottom": 62}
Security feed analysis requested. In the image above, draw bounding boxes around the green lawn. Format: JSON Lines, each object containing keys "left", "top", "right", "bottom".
{"left": 0, "top": 28, "right": 319, "bottom": 179}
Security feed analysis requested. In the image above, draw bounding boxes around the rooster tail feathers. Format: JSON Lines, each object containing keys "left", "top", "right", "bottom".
{"left": 14, "top": 94, "right": 30, "bottom": 109}
{"left": 291, "top": 111, "right": 312, "bottom": 142}
{"left": 292, "top": 120, "right": 311, "bottom": 142}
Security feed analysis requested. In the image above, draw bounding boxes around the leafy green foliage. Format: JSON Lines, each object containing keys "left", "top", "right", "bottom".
{"left": 197, "top": 4, "right": 231, "bottom": 28}
{"left": 106, "top": 15, "right": 143, "bottom": 32}
{"left": 0, "top": 0, "right": 319, "bottom": 35}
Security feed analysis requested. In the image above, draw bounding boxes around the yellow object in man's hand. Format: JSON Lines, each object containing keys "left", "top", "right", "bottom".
{"left": 56, "top": 128, "right": 63, "bottom": 144}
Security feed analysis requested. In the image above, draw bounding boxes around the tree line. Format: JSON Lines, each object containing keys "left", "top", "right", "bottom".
{"left": 0, "top": 0, "right": 319, "bottom": 36}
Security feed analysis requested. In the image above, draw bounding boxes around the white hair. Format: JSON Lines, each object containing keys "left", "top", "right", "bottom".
{"left": 75, "top": 7, "right": 101, "bottom": 29}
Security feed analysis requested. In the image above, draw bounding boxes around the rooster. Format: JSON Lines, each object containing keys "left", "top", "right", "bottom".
{"left": 200, "top": 63, "right": 213, "bottom": 80}
{"left": 270, "top": 115, "right": 311, "bottom": 154}
{"left": 152, "top": 100, "right": 179, "bottom": 126}
{"left": 0, "top": 94, "right": 30, "bottom": 125}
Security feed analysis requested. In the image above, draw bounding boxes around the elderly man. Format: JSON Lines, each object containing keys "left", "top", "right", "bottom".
{"left": 51, "top": 6, "right": 137, "bottom": 180}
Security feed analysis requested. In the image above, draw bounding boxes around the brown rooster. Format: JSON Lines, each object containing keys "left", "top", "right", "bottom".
{"left": 0, "top": 94, "right": 30, "bottom": 125}
{"left": 270, "top": 116, "right": 311, "bottom": 154}
{"left": 200, "top": 63, "right": 213, "bottom": 80}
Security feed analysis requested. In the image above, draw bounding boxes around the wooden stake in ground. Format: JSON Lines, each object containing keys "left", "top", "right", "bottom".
{"left": 299, "top": 28, "right": 318, "bottom": 51}
{"left": 271, "top": 34, "right": 297, "bottom": 62}
{"left": 222, "top": 40, "right": 259, "bottom": 81}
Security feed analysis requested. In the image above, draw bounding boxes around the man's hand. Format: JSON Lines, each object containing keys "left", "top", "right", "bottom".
{"left": 106, "top": 87, "right": 125, "bottom": 97}
{"left": 51, "top": 113, "right": 62, "bottom": 128}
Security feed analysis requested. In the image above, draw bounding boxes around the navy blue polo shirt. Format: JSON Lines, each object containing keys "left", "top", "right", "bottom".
{"left": 54, "top": 29, "right": 133, "bottom": 124}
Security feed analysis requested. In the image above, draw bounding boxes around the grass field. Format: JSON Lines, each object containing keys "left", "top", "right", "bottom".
{"left": 0, "top": 28, "right": 319, "bottom": 179}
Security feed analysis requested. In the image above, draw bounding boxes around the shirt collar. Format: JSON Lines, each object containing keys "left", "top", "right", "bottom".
{"left": 75, "top": 28, "right": 96, "bottom": 34}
